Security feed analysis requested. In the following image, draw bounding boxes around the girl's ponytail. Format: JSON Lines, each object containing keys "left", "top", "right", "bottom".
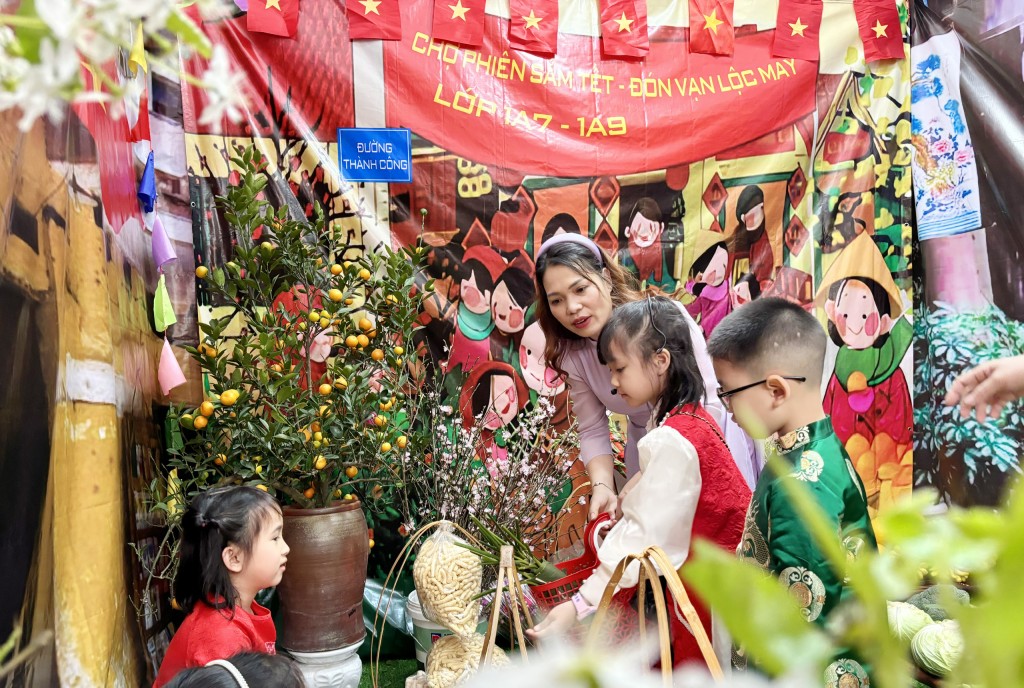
{"left": 174, "top": 486, "right": 280, "bottom": 615}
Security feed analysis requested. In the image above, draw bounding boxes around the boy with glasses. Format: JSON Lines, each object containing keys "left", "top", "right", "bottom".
{"left": 707, "top": 298, "right": 876, "bottom": 686}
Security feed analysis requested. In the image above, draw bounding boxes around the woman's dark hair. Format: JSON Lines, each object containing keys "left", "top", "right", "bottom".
{"left": 826, "top": 276, "right": 891, "bottom": 348}
{"left": 689, "top": 241, "right": 728, "bottom": 297}
{"left": 175, "top": 486, "right": 281, "bottom": 615}
{"left": 541, "top": 213, "right": 581, "bottom": 244}
{"left": 164, "top": 652, "right": 304, "bottom": 688}
{"left": 597, "top": 296, "right": 705, "bottom": 424}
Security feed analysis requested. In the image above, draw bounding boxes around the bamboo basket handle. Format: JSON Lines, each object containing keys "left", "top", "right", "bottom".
{"left": 636, "top": 553, "right": 674, "bottom": 686}
{"left": 644, "top": 546, "right": 723, "bottom": 681}
{"left": 584, "top": 552, "right": 673, "bottom": 685}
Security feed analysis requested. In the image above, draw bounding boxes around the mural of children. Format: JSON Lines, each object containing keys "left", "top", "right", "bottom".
{"left": 732, "top": 185, "right": 775, "bottom": 290}
{"left": 817, "top": 233, "right": 913, "bottom": 512}
{"left": 444, "top": 245, "right": 506, "bottom": 374}
{"left": 684, "top": 230, "right": 733, "bottom": 338}
{"left": 731, "top": 272, "right": 761, "bottom": 309}
{"left": 459, "top": 361, "right": 530, "bottom": 477}
{"left": 620, "top": 197, "right": 674, "bottom": 289}
{"left": 489, "top": 260, "right": 536, "bottom": 363}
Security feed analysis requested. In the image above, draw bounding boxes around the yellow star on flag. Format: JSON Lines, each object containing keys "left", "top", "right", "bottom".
{"left": 789, "top": 17, "right": 807, "bottom": 36}
{"left": 522, "top": 9, "right": 542, "bottom": 30}
{"left": 449, "top": 0, "right": 470, "bottom": 20}
{"left": 265, "top": 0, "right": 281, "bottom": 9}
{"left": 872, "top": 20, "right": 888, "bottom": 38}
{"left": 614, "top": 11, "right": 634, "bottom": 33}
{"left": 703, "top": 9, "right": 724, "bottom": 33}
{"left": 359, "top": 0, "right": 381, "bottom": 15}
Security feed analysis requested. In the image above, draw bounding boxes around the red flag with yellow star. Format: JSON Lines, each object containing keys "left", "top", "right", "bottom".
{"left": 346, "top": 0, "right": 402, "bottom": 40}
{"left": 432, "top": 0, "right": 486, "bottom": 45}
{"left": 509, "top": 0, "right": 558, "bottom": 54}
{"left": 599, "top": 0, "right": 649, "bottom": 57}
{"left": 773, "top": 0, "right": 822, "bottom": 61}
{"left": 688, "top": 0, "right": 734, "bottom": 56}
{"left": 853, "top": 0, "right": 903, "bottom": 61}
{"left": 248, "top": 0, "right": 300, "bottom": 37}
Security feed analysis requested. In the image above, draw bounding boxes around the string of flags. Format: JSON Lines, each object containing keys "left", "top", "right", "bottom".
{"left": 123, "top": 22, "right": 188, "bottom": 397}
{"left": 242, "top": 0, "right": 904, "bottom": 64}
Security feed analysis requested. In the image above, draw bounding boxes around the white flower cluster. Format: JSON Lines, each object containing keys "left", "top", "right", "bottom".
{"left": 0, "top": 0, "right": 245, "bottom": 131}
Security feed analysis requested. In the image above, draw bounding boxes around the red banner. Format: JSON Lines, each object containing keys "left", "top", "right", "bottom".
{"left": 384, "top": 0, "right": 816, "bottom": 176}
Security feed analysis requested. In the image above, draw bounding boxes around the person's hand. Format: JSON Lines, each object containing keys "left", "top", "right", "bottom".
{"left": 944, "top": 355, "right": 1024, "bottom": 422}
{"left": 525, "top": 601, "right": 577, "bottom": 642}
{"left": 588, "top": 482, "right": 619, "bottom": 523}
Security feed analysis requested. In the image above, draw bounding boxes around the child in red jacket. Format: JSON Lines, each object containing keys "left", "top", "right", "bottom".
{"left": 154, "top": 486, "right": 290, "bottom": 687}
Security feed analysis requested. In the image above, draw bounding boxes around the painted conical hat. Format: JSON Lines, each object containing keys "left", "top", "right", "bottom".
{"left": 814, "top": 232, "right": 903, "bottom": 318}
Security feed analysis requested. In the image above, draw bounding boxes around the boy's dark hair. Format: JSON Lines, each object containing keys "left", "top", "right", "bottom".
{"left": 164, "top": 652, "right": 304, "bottom": 688}
{"left": 597, "top": 296, "right": 705, "bottom": 424}
{"left": 825, "top": 277, "right": 891, "bottom": 348}
{"left": 541, "top": 213, "right": 582, "bottom": 244}
{"left": 175, "top": 486, "right": 281, "bottom": 615}
{"left": 706, "top": 297, "right": 827, "bottom": 385}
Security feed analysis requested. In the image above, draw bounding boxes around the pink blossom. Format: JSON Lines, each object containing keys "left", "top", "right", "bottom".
{"left": 933, "top": 139, "right": 953, "bottom": 155}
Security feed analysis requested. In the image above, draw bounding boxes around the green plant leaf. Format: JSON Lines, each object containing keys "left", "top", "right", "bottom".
{"left": 167, "top": 6, "right": 212, "bottom": 59}
{"left": 683, "top": 541, "right": 832, "bottom": 676}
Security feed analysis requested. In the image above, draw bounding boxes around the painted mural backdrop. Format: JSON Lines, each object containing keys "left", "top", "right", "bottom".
{"left": 180, "top": 0, "right": 913, "bottom": 529}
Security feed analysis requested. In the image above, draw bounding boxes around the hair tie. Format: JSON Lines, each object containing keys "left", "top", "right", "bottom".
{"left": 205, "top": 659, "right": 250, "bottom": 688}
{"left": 196, "top": 514, "right": 217, "bottom": 529}
{"left": 536, "top": 233, "right": 604, "bottom": 266}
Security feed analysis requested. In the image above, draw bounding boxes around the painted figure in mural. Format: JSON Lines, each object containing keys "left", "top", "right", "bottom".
{"left": 731, "top": 272, "right": 761, "bottom": 309}
{"left": 818, "top": 233, "right": 913, "bottom": 510}
{"left": 518, "top": 318, "right": 571, "bottom": 429}
{"left": 519, "top": 320, "right": 567, "bottom": 399}
{"left": 620, "top": 197, "right": 675, "bottom": 289}
{"left": 684, "top": 230, "right": 734, "bottom": 338}
{"left": 458, "top": 361, "right": 530, "bottom": 478}
{"left": 707, "top": 298, "right": 876, "bottom": 684}
{"left": 533, "top": 234, "right": 761, "bottom": 524}
{"left": 527, "top": 298, "right": 750, "bottom": 669}
{"left": 732, "top": 185, "right": 775, "bottom": 290}
{"left": 443, "top": 245, "right": 505, "bottom": 374}
{"left": 270, "top": 285, "right": 332, "bottom": 391}
{"left": 541, "top": 212, "right": 582, "bottom": 244}
{"left": 489, "top": 259, "right": 535, "bottom": 363}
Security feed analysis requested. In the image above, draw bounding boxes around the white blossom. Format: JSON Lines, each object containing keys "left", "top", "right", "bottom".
{"left": 198, "top": 44, "right": 246, "bottom": 126}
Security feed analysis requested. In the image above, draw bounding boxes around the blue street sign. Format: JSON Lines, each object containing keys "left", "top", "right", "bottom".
{"left": 337, "top": 127, "right": 412, "bottom": 183}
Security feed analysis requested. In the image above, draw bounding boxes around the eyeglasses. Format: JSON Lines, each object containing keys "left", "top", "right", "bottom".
{"left": 717, "top": 376, "right": 807, "bottom": 409}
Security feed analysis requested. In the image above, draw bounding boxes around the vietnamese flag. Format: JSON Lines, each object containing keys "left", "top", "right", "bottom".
{"left": 689, "top": 0, "right": 734, "bottom": 55}
{"left": 346, "top": 0, "right": 402, "bottom": 40}
{"left": 773, "top": 0, "right": 822, "bottom": 61}
{"left": 599, "top": 0, "right": 649, "bottom": 58}
{"left": 509, "top": 0, "right": 558, "bottom": 54}
{"left": 432, "top": 0, "right": 486, "bottom": 45}
{"left": 853, "top": 0, "right": 904, "bottom": 61}
{"left": 247, "top": 0, "right": 300, "bottom": 37}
